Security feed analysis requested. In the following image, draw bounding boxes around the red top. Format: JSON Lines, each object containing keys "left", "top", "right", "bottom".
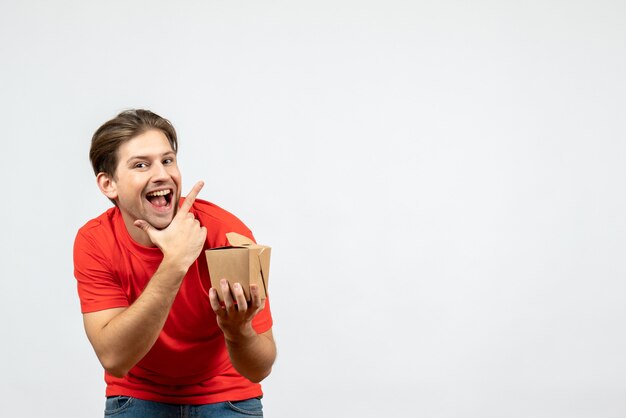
{"left": 73, "top": 198, "right": 273, "bottom": 404}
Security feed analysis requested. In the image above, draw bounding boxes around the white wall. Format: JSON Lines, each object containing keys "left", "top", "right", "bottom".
{"left": 1, "top": 1, "right": 625, "bottom": 417}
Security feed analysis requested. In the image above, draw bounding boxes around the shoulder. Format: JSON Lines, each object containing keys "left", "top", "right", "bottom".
{"left": 76, "top": 207, "right": 116, "bottom": 237}
{"left": 74, "top": 207, "right": 119, "bottom": 256}
{"left": 189, "top": 198, "right": 246, "bottom": 226}
{"left": 188, "top": 198, "right": 255, "bottom": 247}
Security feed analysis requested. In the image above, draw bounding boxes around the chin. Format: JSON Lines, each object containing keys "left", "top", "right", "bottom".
{"left": 150, "top": 216, "right": 174, "bottom": 230}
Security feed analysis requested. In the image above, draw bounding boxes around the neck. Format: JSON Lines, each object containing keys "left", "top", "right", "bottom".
{"left": 120, "top": 211, "right": 156, "bottom": 247}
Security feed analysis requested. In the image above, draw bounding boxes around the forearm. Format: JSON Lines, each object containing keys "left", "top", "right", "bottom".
{"left": 87, "top": 258, "right": 186, "bottom": 377}
{"left": 224, "top": 327, "right": 276, "bottom": 383}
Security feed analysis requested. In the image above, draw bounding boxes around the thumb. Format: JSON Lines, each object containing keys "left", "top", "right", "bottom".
{"left": 134, "top": 219, "right": 155, "bottom": 234}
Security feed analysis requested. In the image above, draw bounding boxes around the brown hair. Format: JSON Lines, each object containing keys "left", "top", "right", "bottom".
{"left": 90, "top": 109, "right": 178, "bottom": 178}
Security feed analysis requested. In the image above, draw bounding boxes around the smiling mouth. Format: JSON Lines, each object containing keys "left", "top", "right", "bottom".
{"left": 146, "top": 189, "right": 173, "bottom": 208}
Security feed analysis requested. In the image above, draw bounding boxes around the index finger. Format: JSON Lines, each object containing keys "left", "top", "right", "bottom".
{"left": 178, "top": 180, "right": 204, "bottom": 216}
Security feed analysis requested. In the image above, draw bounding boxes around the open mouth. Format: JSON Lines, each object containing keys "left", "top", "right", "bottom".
{"left": 146, "top": 189, "right": 173, "bottom": 209}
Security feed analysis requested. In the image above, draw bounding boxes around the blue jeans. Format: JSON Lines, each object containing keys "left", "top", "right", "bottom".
{"left": 104, "top": 396, "right": 263, "bottom": 417}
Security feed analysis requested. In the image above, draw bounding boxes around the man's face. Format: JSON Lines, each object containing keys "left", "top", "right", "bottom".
{"left": 107, "top": 129, "right": 181, "bottom": 233}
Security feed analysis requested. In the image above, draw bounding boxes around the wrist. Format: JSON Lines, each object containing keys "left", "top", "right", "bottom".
{"left": 223, "top": 323, "right": 256, "bottom": 345}
{"left": 159, "top": 255, "right": 190, "bottom": 279}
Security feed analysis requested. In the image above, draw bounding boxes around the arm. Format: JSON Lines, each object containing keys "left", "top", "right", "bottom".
{"left": 209, "top": 281, "right": 277, "bottom": 383}
{"left": 82, "top": 182, "right": 207, "bottom": 378}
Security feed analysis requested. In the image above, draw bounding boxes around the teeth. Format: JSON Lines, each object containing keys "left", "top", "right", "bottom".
{"left": 147, "top": 189, "right": 171, "bottom": 197}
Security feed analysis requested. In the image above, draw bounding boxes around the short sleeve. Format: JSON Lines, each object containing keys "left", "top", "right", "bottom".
{"left": 251, "top": 296, "right": 273, "bottom": 334}
{"left": 73, "top": 229, "right": 129, "bottom": 313}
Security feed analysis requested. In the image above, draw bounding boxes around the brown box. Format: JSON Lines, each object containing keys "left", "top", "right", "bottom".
{"left": 205, "top": 232, "right": 271, "bottom": 302}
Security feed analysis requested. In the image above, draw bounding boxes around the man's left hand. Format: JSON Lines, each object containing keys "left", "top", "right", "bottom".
{"left": 209, "top": 279, "right": 265, "bottom": 342}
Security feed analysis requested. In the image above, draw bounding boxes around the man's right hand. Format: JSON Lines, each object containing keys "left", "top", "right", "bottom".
{"left": 134, "top": 181, "right": 208, "bottom": 272}
{"left": 84, "top": 180, "right": 209, "bottom": 378}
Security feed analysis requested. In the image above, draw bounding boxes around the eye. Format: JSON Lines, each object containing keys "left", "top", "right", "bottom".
{"left": 134, "top": 162, "right": 148, "bottom": 169}
{"left": 163, "top": 158, "right": 174, "bottom": 165}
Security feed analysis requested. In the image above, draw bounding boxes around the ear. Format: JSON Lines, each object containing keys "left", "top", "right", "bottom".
{"left": 96, "top": 172, "right": 118, "bottom": 200}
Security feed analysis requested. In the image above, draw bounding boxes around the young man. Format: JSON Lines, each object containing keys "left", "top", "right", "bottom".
{"left": 74, "top": 109, "right": 276, "bottom": 417}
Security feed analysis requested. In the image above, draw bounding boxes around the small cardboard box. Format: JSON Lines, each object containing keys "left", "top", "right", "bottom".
{"left": 205, "top": 232, "right": 271, "bottom": 302}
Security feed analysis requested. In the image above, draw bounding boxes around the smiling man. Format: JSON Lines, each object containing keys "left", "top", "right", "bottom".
{"left": 73, "top": 109, "right": 276, "bottom": 417}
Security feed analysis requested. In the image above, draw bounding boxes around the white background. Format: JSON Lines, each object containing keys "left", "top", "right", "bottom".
{"left": 1, "top": 1, "right": 625, "bottom": 417}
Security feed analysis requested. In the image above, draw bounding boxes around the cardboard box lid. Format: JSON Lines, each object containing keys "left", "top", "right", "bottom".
{"left": 225, "top": 232, "right": 255, "bottom": 247}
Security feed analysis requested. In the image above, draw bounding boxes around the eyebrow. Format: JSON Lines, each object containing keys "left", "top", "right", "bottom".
{"left": 126, "top": 151, "right": 176, "bottom": 164}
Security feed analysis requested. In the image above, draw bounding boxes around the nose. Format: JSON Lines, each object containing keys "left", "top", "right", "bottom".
{"left": 151, "top": 162, "right": 170, "bottom": 182}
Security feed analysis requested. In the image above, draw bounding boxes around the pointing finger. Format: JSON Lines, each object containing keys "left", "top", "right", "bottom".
{"left": 178, "top": 181, "right": 204, "bottom": 216}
